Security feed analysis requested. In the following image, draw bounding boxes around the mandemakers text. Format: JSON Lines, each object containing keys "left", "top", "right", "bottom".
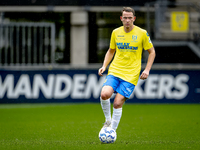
{"left": 0, "top": 74, "right": 189, "bottom": 100}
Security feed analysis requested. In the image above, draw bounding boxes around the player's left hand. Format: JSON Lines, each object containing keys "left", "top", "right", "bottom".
{"left": 140, "top": 70, "right": 149, "bottom": 80}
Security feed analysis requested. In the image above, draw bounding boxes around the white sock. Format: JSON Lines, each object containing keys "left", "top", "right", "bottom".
{"left": 111, "top": 107, "right": 122, "bottom": 131}
{"left": 100, "top": 97, "right": 111, "bottom": 122}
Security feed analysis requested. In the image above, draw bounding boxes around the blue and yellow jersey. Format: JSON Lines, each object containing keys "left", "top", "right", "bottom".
{"left": 108, "top": 25, "right": 153, "bottom": 85}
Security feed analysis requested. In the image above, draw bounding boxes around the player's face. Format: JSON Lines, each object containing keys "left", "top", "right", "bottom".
{"left": 120, "top": 11, "right": 136, "bottom": 29}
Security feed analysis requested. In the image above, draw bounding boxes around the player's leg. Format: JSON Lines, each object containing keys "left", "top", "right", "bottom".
{"left": 100, "top": 85, "right": 114, "bottom": 124}
{"left": 111, "top": 79, "right": 135, "bottom": 130}
{"left": 100, "top": 75, "right": 119, "bottom": 127}
{"left": 111, "top": 93, "right": 126, "bottom": 130}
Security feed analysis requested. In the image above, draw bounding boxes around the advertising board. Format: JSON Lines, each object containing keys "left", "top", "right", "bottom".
{"left": 0, "top": 69, "right": 200, "bottom": 103}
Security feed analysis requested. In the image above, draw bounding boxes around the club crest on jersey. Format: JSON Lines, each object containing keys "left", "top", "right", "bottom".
{"left": 132, "top": 35, "right": 138, "bottom": 42}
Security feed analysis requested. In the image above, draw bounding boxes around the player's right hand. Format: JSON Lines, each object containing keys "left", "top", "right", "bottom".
{"left": 98, "top": 67, "right": 105, "bottom": 76}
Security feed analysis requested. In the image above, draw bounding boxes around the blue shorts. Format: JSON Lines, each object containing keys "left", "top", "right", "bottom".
{"left": 103, "top": 75, "right": 135, "bottom": 99}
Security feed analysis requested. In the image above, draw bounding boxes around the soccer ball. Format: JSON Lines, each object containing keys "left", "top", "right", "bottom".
{"left": 99, "top": 127, "right": 117, "bottom": 143}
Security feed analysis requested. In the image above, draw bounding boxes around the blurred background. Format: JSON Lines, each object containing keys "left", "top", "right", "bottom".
{"left": 0, "top": 0, "right": 200, "bottom": 103}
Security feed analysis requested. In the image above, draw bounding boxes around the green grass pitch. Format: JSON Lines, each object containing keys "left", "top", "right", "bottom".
{"left": 0, "top": 103, "right": 200, "bottom": 150}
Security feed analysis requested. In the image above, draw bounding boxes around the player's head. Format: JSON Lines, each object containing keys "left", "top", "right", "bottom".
{"left": 122, "top": 7, "right": 135, "bottom": 16}
{"left": 120, "top": 7, "right": 136, "bottom": 29}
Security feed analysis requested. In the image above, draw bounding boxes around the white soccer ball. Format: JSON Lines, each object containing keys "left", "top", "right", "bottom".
{"left": 99, "top": 127, "right": 117, "bottom": 143}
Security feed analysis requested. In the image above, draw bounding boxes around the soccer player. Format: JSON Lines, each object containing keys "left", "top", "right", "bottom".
{"left": 98, "top": 7, "right": 156, "bottom": 131}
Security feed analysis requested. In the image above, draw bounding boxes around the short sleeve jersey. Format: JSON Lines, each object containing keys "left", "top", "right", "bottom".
{"left": 108, "top": 25, "right": 153, "bottom": 85}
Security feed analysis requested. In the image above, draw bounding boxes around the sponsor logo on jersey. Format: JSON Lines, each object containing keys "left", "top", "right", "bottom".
{"left": 116, "top": 42, "right": 138, "bottom": 51}
{"left": 149, "top": 37, "right": 152, "bottom": 43}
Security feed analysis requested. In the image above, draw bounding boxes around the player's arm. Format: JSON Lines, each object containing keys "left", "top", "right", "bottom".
{"left": 140, "top": 47, "right": 156, "bottom": 80}
{"left": 98, "top": 48, "right": 116, "bottom": 76}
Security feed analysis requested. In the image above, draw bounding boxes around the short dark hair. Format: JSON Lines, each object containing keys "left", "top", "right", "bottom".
{"left": 122, "top": 7, "right": 135, "bottom": 16}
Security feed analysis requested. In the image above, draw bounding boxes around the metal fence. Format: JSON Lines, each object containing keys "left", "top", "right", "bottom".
{"left": 0, "top": 22, "right": 55, "bottom": 66}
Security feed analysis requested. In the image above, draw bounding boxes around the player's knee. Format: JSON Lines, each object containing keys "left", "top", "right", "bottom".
{"left": 113, "top": 102, "right": 122, "bottom": 109}
{"left": 101, "top": 92, "right": 111, "bottom": 100}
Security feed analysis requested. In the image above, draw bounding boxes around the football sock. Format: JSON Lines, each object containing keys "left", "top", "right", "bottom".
{"left": 100, "top": 97, "right": 111, "bottom": 122}
{"left": 111, "top": 107, "right": 122, "bottom": 131}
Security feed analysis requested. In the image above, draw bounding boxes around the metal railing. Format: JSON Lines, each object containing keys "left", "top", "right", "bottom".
{"left": 145, "top": 1, "right": 200, "bottom": 60}
{"left": 146, "top": 1, "right": 200, "bottom": 40}
{"left": 0, "top": 22, "right": 55, "bottom": 66}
